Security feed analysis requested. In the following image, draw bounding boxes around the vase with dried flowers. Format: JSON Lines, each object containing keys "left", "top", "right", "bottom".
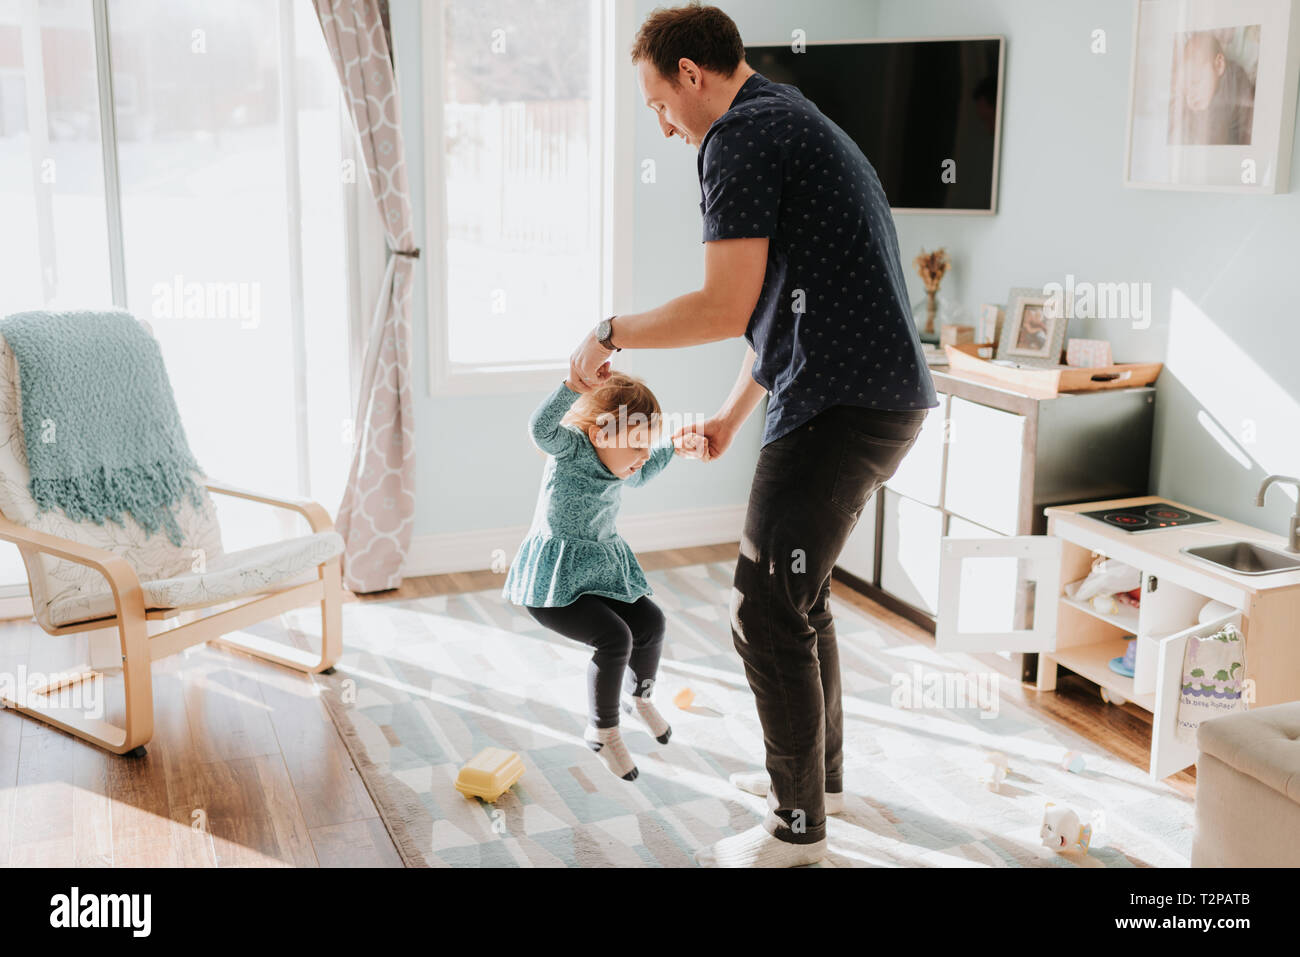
{"left": 912, "top": 248, "right": 951, "bottom": 342}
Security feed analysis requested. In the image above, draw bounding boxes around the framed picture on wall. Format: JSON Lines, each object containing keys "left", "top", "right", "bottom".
{"left": 1124, "top": 0, "right": 1300, "bottom": 192}
{"left": 996, "top": 288, "right": 1069, "bottom": 367}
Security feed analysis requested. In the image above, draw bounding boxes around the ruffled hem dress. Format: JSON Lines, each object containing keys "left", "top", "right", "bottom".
{"left": 503, "top": 382, "right": 675, "bottom": 608}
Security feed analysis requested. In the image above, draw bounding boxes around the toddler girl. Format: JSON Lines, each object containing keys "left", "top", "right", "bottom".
{"left": 503, "top": 372, "right": 705, "bottom": 781}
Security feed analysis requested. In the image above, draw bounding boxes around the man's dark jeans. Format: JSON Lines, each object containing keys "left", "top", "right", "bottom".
{"left": 731, "top": 403, "right": 927, "bottom": 845}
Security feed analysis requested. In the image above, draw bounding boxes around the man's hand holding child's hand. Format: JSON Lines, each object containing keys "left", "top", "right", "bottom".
{"left": 672, "top": 432, "right": 709, "bottom": 460}
{"left": 565, "top": 364, "right": 608, "bottom": 395}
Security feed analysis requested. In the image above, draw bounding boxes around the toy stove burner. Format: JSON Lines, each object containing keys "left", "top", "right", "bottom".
{"left": 1145, "top": 506, "right": 1191, "bottom": 522}
{"left": 1106, "top": 512, "right": 1149, "bottom": 529}
{"left": 1081, "top": 502, "right": 1216, "bottom": 533}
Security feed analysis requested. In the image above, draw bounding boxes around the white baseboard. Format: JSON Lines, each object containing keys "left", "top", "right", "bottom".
{"left": 402, "top": 504, "right": 746, "bottom": 577}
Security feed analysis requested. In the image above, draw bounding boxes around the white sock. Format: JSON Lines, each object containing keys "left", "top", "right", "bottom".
{"left": 621, "top": 692, "right": 672, "bottom": 744}
{"left": 584, "top": 724, "right": 638, "bottom": 781}
{"left": 729, "top": 771, "right": 844, "bottom": 814}
{"left": 695, "top": 825, "right": 827, "bottom": 868}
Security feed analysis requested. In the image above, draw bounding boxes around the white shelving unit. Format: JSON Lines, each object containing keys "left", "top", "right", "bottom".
{"left": 936, "top": 496, "right": 1300, "bottom": 780}
{"left": 834, "top": 369, "right": 1156, "bottom": 684}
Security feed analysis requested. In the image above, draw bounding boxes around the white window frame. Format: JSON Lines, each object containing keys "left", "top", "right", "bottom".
{"left": 422, "top": 0, "right": 635, "bottom": 396}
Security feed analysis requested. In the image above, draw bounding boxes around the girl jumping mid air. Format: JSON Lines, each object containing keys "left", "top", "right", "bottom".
{"left": 504, "top": 373, "right": 705, "bottom": 781}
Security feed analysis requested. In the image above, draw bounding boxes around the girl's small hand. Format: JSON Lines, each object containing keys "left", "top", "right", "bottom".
{"left": 565, "top": 361, "right": 609, "bottom": 395}
{"left": 673, "top": 431, "right": 709, "bottom": 460}
{"left": 673, "top": 417, "right": 733, "bottom": 462}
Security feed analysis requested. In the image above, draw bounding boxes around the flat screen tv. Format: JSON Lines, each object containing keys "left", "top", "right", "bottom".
{"left": 744, "top": 37, "right": 1005, "bottom": 213}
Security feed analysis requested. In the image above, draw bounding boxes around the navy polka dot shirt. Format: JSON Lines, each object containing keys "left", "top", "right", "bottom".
{"left": 698, "top": 72, "right": 939, "bottom": 446}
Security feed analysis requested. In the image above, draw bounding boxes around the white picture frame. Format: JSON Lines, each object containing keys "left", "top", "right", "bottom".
{"left": 996, "top": 287, "right": 1070, "bottom": 367}
{"left": 1124, "top": 0, "right": 1300, "bottom": 192}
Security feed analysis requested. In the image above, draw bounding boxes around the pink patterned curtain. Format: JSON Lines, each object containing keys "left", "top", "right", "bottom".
{"left": 314, "top": 0, "right": 416, "bottom": 593}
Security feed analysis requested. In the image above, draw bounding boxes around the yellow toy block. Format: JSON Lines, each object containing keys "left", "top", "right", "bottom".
{"left": 455, "top": 747, "right": 525, "bottom": 802}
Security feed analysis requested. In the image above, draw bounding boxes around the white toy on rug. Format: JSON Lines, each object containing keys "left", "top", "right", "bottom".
{"left": 1040, "top": 802, "right": 1103, "bottom": 854}
{"left": 1060, "top": 750, "right": 1087, "bottom": 774}
{"left": 978, "top": 751, "right": 1009, "bottom": 791}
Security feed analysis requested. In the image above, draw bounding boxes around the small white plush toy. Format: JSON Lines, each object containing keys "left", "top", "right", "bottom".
{"left": 1061, "top": 750, "right": 1087, "bottom": 774}
{"left": 1041, "top": 802, "right": 1093, "bottom": 853}
{"left": 978, "top": 751, "right": 1009, "bottom": 791}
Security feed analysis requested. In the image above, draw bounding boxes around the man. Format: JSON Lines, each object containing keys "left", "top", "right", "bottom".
{"left": 569, "top": 2, "right": 937, "bottom": 867}
{"left": 1171, "top": 30, "right": 1255, "bottom": 146}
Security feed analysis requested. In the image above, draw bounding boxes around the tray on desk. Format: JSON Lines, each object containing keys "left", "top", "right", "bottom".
{"left": 943, "top": 345, "right": 1162, "bottom": 398}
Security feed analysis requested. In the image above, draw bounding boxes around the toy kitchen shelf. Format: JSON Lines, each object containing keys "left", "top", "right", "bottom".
{"left": 936, "top": 495, "right": 1300, "bottom": 780}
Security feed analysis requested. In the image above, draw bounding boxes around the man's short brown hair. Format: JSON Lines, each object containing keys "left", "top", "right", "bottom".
{"left": 630, "top": 3, "right": 746, "bottom": 83}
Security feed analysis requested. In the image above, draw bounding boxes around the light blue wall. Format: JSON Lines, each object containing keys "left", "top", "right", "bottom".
{"left": 873, "top": 0, "right": 1300, "bottom": 532}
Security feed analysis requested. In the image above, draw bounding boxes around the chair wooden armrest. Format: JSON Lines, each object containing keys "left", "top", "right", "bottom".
{"left": 0, "top": 514, "right": 145, "bottom": 615}
{"left": 203, "top": 479, "right": 335, "bottom": 533}
{"left": 0, "top": 514, "right": 153, "bottom": 753}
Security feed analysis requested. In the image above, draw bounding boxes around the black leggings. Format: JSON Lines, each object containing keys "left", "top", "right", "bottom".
{"left": 526, "top": 595, "right": 666, "bottom": 729}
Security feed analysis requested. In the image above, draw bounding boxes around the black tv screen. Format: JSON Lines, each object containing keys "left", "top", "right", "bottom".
{"left": 744, "top": 38, "right": 1004, "bottom": 212}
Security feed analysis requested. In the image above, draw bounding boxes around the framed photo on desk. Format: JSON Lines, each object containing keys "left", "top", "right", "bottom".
{"left": 996, "top": 287, "right": 1069, "bottom": 367}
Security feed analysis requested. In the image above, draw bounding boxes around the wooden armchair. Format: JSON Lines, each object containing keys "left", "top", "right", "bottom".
{"left": 0, "top": 336, "right": 343, "bottom": 757}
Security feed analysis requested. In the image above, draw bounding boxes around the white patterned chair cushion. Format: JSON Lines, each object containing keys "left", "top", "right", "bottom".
{"left": 0, "top": 332, "right": 340, "bottom": 629}
{"left": 46, "top": 531, "right": 344, "bottom": 626}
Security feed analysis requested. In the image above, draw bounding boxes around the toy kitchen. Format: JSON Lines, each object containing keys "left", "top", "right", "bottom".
{"left": 935, "top": 485, "right": 1300, "bottom": 781}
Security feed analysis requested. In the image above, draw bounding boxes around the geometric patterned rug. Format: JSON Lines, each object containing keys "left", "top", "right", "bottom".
{"left": 292, "top": 562, "right": 1194, "bottom": 867}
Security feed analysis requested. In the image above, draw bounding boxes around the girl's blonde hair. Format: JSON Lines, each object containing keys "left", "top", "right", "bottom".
{"left": 564, "top": 372, "right": 662, "bottom": 439}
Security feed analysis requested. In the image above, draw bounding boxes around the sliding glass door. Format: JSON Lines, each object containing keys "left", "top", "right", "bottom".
{"left": 0, "top": 0, "right": 113, "bottom": 311}
{"left": 0, "top": 0, "right": 354, "bottom": 593}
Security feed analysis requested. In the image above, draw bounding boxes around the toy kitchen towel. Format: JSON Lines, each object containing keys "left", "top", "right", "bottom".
{"left": 1175, "top": 624, "right": 1247, "bottom": 745}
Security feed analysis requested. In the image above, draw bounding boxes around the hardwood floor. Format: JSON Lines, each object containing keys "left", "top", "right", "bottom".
{"left": 0, "top": 612, "right": 401, "bottom": 868}
{"left": 0, "top": 540, "right": 1188, "bottom": 866}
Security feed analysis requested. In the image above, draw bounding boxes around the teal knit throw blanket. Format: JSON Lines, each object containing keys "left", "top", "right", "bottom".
{"left": 1, "top": 310, "right": 204, "bottom": 546}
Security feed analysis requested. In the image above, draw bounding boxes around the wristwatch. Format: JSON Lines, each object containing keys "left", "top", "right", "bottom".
{"left": 595, "top": 316, "right": 621, "bottom": 352}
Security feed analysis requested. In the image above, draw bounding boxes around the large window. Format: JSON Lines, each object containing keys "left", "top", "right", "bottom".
{"left": 0, "top": 0, "right": 355, "bottom": 590}
{"left": 0, "top": 0, "right": 112, "bottom": 310}
{"left": 427, "top": 0, "right": 614, "bottom": 392}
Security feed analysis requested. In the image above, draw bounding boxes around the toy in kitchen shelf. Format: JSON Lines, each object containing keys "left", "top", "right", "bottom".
{"left": 1090, "top": 593, "right": 1120, "bottom": 615}
{"left": 1065, "top": 557, "right": 1141, "bottom": 604}
{"left": 1090, "top": 588, "right": 1142, "bottom": 617}
{"left": 1197, "top": 599, "right": 1237, "bottom": 624}
{"left": 1041, "top": 803, "right": 1095, "bottom": 854}
{"left": 1108, "top": 637, "right": 1136, "bottom": 678}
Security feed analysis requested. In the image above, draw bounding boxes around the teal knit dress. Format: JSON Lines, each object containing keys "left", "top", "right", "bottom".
{"left": 503, "top": 382, "right": 675, "bottom": 608}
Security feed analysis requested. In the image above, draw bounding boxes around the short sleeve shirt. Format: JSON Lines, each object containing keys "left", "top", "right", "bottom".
{"left": 698, "top": 72, "right": 938, "bottom": 445}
